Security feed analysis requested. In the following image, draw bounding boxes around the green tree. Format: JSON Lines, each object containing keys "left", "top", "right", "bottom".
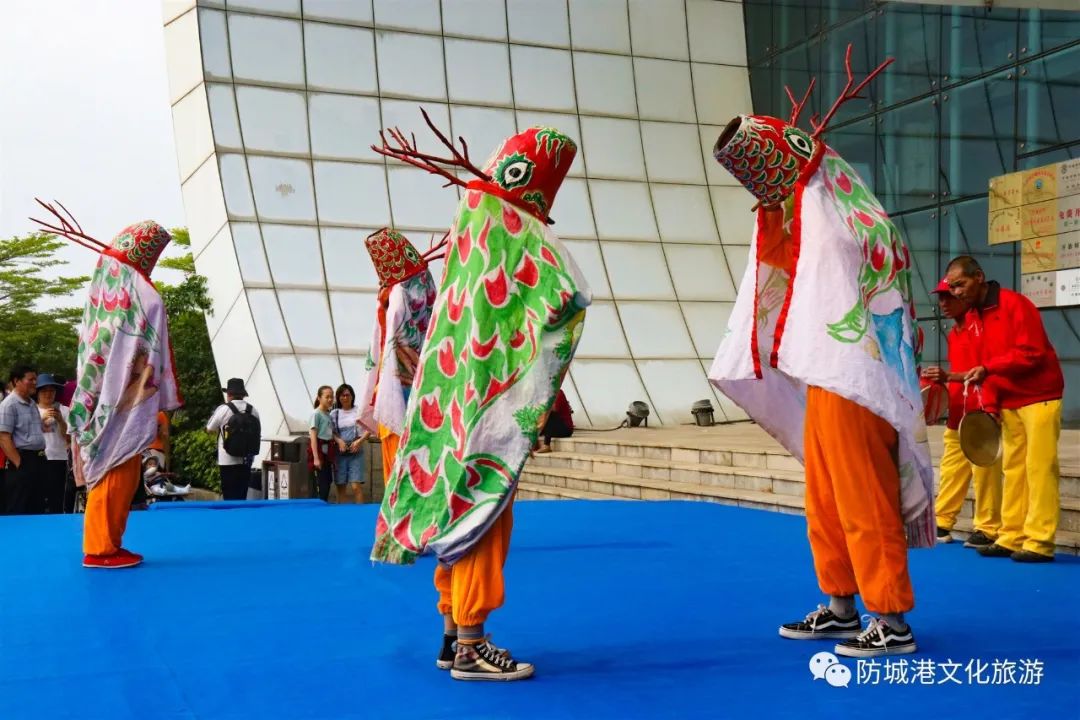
{"left": 0, "top": 233, "right": 88, "bottom": 375}
{"left": 157, "top": 228, "right": 222, "bottom": 492}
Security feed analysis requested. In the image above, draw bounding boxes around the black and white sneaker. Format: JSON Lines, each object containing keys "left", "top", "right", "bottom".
{"left": 963, "top": 530, "right": 994, "bottom": 549}
{"left": 450, "top": 639, "right": 534, "bottom": 681}
{"left": 834, "top": 617, "right": 917, "bottom": 658}
{"left": 436, "top": 634, "right": 457, "bottom": 670}
{"left": 936, "top": 527, "right": 954, "bottom": 544}
{"left": 779, "top": 604, "right": 862, "bottom": 640}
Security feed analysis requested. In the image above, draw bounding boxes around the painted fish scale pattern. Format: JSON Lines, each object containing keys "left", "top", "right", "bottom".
{"left": 372, "top": 190, "right": 586, "bottom": 564}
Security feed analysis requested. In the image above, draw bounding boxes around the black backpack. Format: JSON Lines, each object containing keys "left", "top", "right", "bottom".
{"left": 222, "top": 402, "right": 261, "bottom": 458}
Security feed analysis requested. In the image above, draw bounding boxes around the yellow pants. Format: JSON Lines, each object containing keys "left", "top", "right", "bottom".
{"left": 996, "top": 400, "right": 1061, "bottom": 557}
{"left": 83, "top": 455, "right": 141, "bottom": 556}
{"left": 377, "top": 423, "right": 399, "bottom": 485}
{"left": 935, "top": 428, "right": 1003, "bottom": 536}
{"left": 804, "top": 388, "right": 913, "bottom": 614}
{"left": 434, "top": 495, "right": 515, "bottom": 627}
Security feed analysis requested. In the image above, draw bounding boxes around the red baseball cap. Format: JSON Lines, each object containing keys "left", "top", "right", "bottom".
{"left": 932, "top": 276, "right": 951, "bottom": 295}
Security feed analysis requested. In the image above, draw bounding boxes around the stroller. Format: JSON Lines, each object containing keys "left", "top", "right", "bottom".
{"left": 139, "top": 449, "right": 191, "bottom": 505}
{"left": 69, "top": 449, "right": 192, "bottom": 513}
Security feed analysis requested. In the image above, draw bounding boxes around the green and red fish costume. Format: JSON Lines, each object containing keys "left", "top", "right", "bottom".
{"left": 371, "top": 126, "right": 590, "bottom": 565}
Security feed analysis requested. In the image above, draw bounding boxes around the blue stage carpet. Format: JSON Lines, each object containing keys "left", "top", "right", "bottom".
{"left": 0, "top": 500, "right": 1075, "bottom": 719}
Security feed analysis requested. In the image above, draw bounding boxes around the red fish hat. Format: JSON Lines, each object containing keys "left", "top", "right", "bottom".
{"left": 365, "top": 228, "right": 429, "bottom": 288}
{"left": 713, "top": 115, "right": 823, "bottom": 207}
{"left": 104, "top": 221, "right": 172, "bottom": 277}
{"left": 714, "top": 47, "right": 893, "bottom": 208}
{"left": 467, "top": 126, "right": 577, "bottom": 224}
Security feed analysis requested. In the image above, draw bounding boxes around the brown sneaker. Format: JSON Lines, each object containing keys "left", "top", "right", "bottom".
{"left": 450, "top": 639, "right": 534, "bottom": 681}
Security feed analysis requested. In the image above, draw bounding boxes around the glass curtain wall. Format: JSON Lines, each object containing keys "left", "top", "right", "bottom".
{"left": 744, "top": 0, "right": 1080, "bottom": 422}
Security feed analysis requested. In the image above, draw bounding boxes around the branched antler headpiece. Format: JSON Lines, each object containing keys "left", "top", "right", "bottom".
{"left": 29, "top": 199, "right": 107, "bottom": 253}
{"left": 30, "top": 198, "right": 172, "bottom": 276}
{"left": 785, "top": 45, "right": 894, "bottom": 137}
{"left": 714, "top": 44, "right": 893, "bottom": 207}
{"left": 371, "top": 108, "right": 491, "bottom": 189}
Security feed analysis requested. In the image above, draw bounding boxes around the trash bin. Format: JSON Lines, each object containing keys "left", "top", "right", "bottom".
{"left": 263, "top": 436, "right": 313, "bottom": 499}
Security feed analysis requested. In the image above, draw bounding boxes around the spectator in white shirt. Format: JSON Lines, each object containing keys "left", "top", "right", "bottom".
{"left": 35, "top": 374, "right": 69, "bottom": 514}
{"left": 206, "top": 378, "right": 261, "bottom": 501}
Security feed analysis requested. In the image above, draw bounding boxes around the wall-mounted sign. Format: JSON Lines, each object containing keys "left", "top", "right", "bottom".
{"left": 989, "top": 207, "right": 1022, "bottom": 245}
{"left": 1059, "top": 158, "right": 1080, "bottom": 196}
{"left": 989, "top": 159, "right": 1080, "bottom": 308}
{"left": 1058, "top": 231, "right": 1080, "bottom": 270}
{"left": 1021, "top": 237, "right": 1057, "bottom": 274}
{"left": 1058, "top": 267, "right": 1080, "bottom": 307}
{"left": 1023, "top": 166, "right": 1057, "bottom": 204}
{"left": 1021, "top": 272, "right": 1056, "bottom": 308}
{"left": 989, "top": 172, "right": 1022, "bottom": 212}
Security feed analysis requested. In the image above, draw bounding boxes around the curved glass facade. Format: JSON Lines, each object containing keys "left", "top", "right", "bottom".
{"left": 744, "top": 1, "right": 1080, "bottom": 422}
{"left": 162, "top": 0, "right": 757, "bottom": 433}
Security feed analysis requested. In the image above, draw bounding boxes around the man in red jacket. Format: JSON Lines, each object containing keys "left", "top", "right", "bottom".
{"left": 945, "top": 256, "right": 1065, "bottom": 562}
{"left": 922, "top": 278, "right": 1003, "bottom": 547}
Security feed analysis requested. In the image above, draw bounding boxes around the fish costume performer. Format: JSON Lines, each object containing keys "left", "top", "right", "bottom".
{"left": 356, "top": 228, "right": 440, "bottom": 484}
{"left": 371, "top": 112, "right": 590, "bottom": 681}
{"left": 31, "top": 201, "right": 181, "bottom": 569}
{"left": 707, "top": 48, "right": 934, "bottom": 658}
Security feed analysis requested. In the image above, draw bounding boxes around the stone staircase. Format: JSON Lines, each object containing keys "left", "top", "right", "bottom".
{"left": 520, "top": 428, "right": 1080, "bottom": 555}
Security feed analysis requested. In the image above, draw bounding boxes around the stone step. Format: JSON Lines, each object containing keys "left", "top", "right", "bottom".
{"left": 949, "top": 518, "right": 1080, "bottom": 555}
{"left": 522, "top": 463, "right": 1080, "bottom": 549}
{"left": 517, "top": 483, "right": 622, "bottom": 501}
{"left": 530, "top": 450, "right": 805, "bottom": 494}
{"left": 529, "top": 448, "right": 1080, "bottom": 531}
{"left": 931, "top": 469, "right": 1080, "bottom": 499}
{"left": 551, "top": 436, "right": 802, "bottom": 472}
{"left": 520, "top": 466, "right": 805, "bottom": 512}
{"left": 552, "top": 437, "right": 1080, "bottom": 496}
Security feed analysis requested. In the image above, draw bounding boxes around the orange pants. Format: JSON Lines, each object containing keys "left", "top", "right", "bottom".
{"left": 434, "top": 495, "right": 515, "bottom": 627}
{"left": 83, "top": 455, "right": 141, "bottom": 556}
{"left": 804, "top": 387, "right": 914, "bottom": 614}
{"left": 377, "top": 424, "right": 399, "bottom": 485}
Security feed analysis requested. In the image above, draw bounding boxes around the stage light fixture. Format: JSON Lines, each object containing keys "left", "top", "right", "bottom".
{"left": 691, "top": 399, "right": 715, "bottom": 426}
{"left": 626, "top": 401, "right": 650, "bottom": 428}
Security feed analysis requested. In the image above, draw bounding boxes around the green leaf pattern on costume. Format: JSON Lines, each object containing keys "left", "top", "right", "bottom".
{"left": 821, "top": 152, "right": 916, "bottom": 350}
{"left": 371, "top": 191, "right": 586, "bottom": 564}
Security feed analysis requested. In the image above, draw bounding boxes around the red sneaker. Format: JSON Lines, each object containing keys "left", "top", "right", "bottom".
{"left": 116, "top": 548, "right": 144, "bottom": 564}
{"left": 83, "top": 552, "right": 142, "bottom": 569}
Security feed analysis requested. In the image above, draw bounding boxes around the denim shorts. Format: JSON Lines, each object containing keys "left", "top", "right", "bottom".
{"left": 335, "top": 451, "right": 365, "bottom": 485}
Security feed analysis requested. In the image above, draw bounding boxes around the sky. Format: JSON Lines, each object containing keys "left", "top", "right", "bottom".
{"left": 0, "top": 0, "right": 189, "bottom": 299}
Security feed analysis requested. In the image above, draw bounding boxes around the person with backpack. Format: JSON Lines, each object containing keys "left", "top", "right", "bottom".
{"left": 206, "top": 378, "right": 261, "bottom": 501}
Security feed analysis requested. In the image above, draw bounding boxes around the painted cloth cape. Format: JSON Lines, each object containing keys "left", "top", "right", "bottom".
{"left": 358, "top": 271, "right": 438, "bottom": 436}
{"left": 371, "top": 190, "right": 591, "bottom": 565}
{"left": 708, "top": 146, "right": 935, "bottom": 548}
{"left": 68, "top": 255, "right": 181, "bottom": 488}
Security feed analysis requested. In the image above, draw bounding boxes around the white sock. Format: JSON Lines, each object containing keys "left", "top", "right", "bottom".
{"left": 829, "top": 595, "right": 856, "bottom": 619}
{"left": 880, "top": 613, "right": 907, "bottom": 631}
